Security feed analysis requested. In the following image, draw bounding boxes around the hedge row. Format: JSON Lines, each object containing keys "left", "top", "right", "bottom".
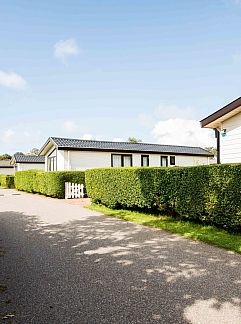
{"left": 85, "top": 165, "right": 241, "bottom": 232}
{"left": 0, "top": 174, "right": 15, "bottom": 188}
{"left": 15, "top": 170, "right": 85, "bottom": 198}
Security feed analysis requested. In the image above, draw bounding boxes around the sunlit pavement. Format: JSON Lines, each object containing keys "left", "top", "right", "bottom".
{"left": 1, "top": 188, "right": 241, "bottom": 323}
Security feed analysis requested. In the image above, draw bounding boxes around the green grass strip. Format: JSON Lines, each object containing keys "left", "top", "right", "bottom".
{"left": 88, "top": 204, "right": 241, "bottom": 254}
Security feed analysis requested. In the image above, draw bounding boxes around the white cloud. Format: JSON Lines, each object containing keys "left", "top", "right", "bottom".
{"left": 2, "top": 129, "right": 15, "bottom": 143}
{"left": 0, "top": 71, "right": 27, "bottom": 90}
{"left": 139, "top": 104, "right": 196, "bottom": 128}
{"left": 82, "top": 133, "right": 95, "bottom": 140}
{"left": 152, "top": 118, "right": 215, "bottom": 147}
{"left": 63, "top": 120, "right": 77, "bottom": 133}
{"left": 112, "top": 137, "right": 124, "bottom": 142}
{"left": 54, "top": 38, "right": 80, "bottom": 64}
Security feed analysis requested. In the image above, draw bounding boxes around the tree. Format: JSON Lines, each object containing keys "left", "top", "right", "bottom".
{"left": 205, "top": 147, "right": 217, "bottom": 157}
{"left": 14, "top": 152, "right": 24, "bottom": 155}
{"left": 26, "top": 148, "right": 39, "bottom": 156}
{"left": 127, "top": 137, "right": 142, "bottom": 143}
{"left": 0, "top": 154, "right": 12, "bottom": 160}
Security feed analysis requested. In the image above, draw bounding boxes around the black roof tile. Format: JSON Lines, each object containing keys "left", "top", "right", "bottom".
{"left": 47, "top": 137, "right": 213, "bottom": 156}
{"left": 13, "top": 154, "right": 45, "bottom": 163}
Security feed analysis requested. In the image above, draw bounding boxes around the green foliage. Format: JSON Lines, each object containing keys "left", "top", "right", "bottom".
{"left": 0, "top": 154, "right": 12, "bottom": 160}
{"left": 205, "top": 147, "right": 217, "bottom": 157}
{"left": 85, "top": 164, "right": 241, "bottom": 232}
{"left": 28, "top": 148, "right": 39, "bottom": 156}
{"left": 89, "top": 204, "right": 241, "bottom": 254}
{"left": 0, "top": 174, "right": 15, "bottom": 188}
{"left": 15, "top": 170, "right": 85, "bottom": 198}
{"left": 127, "top": 137, "right": 142, "bottom": 143}
{"left": 15, "top": 170, "right": 41, "bottom": 192}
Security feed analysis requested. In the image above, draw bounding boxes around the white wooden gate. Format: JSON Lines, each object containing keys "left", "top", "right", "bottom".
{"left": 65, "top": 182, "right": 84, "bottom": 199}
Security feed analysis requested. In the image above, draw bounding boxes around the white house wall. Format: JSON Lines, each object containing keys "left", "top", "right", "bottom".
{"left": 17, "top": 163, "right": 45, "bottom": 172}
{"left": 54, "top": 150, "right": 210, "bottom": 171}
{"left": 0, "top": 168, "right": 15, "bottom": 175}
{"left": 220, "top": 111, "right": 241, "bottom": 163}
{"left": 175, "top": 155, "right": 209, "bottom": 166}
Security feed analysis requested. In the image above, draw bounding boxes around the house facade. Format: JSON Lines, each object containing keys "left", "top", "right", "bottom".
{"left": 10, "top": 154, "right": 45, "bottom": 172}
{"left": 200, "top": 97, "right": 241, "bottom": 164}
{"left": 0, "top": 160, "right": 15, "bottom": 175}
{"left": 39, "top": 137, "right": 213, "bottom": 171}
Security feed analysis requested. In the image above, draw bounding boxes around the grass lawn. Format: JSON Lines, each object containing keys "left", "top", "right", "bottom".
{"left": 88, "top": 204, "right": 241, "bottom": 254}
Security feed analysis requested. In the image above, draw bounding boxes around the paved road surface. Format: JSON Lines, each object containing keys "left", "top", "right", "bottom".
{"left": 1, "top": 188, "right": 241, "bottom": 323}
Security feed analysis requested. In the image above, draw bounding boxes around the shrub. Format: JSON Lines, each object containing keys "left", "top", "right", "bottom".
{"left": 15, "top": 170, "right": 41, "bottom": 192}
{"left": 0, "top": 174, "right": 15, "bottom": 188}
{"left": 15, "top": 170, "right": 85, "bottom": 199}
{"left": 85, "top": 165, "right": 241, "bottom": 232}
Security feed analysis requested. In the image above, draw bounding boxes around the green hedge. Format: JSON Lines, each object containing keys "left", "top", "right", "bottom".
{"left": 0, "top": 174, "right": 15, "bottom": 188}
{"left": 85, "top": 165, "right": 241, "bottom": 232}
{"left": 15, "top": 170, "right": 85, "bottom": 198}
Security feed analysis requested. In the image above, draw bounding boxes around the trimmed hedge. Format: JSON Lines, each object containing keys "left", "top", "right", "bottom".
{"left": 15, "top": 170, "right": 85, "bottom": 198}
{"left": 85, "top": 165, "right": 241, "bottom": 232}
{"left": 0, "top": 174, "right": 15, "bottom": 188}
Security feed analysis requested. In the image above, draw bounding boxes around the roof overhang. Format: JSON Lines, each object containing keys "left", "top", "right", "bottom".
{"left": 10, "top": 156, "right": 16, "bottom": 165}
{"left": 57, "top": 146, "right": 213, "bottom": 157}
{"left": 200, "top": 97, "right": 241, "bottom": 129}
{"left": 39, "top": 138, "right": 57, "bottom": 156}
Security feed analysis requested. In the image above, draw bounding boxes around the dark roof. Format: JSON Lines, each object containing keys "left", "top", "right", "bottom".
{"left": 13, "top": 154, "right": 45, "bottom": 163}
{"left": 200, "top": 97, "right": 241, "bottom": 128}
{"left": 0, "top": 160, "right": 13, "bottom": 168}
{"left": 40, "top": 137, "right": 213, "bottom": 157}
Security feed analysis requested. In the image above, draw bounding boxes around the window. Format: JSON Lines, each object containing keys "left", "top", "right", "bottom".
{"left": 170, "top": 156, "right": 175, "bottom": 166}
{"left": 112, "top": 154, "right": 122, "bottom": 167}
{"left": 161, "top": 156, "right": 168, "bottom": 167}
{"left": 141, "top": 155, "right": 149, "bottom": 167}
{"left": 123, "top": 155, "right": 132, "bottom": 167}
{"left": 47, "top": 149, "right": 57, "bottom": 171}
{"left": 111, "top": 154, "right": 132, "bottom": 167}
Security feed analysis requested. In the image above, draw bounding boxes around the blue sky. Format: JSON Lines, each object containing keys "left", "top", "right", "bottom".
{"left": 1, "top": 0, "right": 241, "bottom": 153}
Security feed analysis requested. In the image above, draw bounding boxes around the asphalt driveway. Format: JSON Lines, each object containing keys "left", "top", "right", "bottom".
{"left": 1, "top": 188, "right": 241, "bottom": 323}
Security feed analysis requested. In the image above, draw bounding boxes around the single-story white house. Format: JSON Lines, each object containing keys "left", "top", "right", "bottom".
{"left": 0, "top": 160, "right": 15, "bottom": 175}
{"left": 10, "top": 154, "right": 45, "bottom": 172}
{"left": 200, "top": 97, "right": 241, "bottom": 164}
{"left": 39, "top": 137, "right": 213, "bottom": 171}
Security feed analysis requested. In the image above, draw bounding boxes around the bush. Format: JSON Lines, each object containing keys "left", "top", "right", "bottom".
{"left": 15, "top": 170, "right": 41, "bottom": 192}
{"left": 35, "top": 171, "right": 86, "bottom": 198}
{"left": 15, "top": 170, "right": 85, "bottom": 199}
{"left": 0, "top": 174, "right": 15, "bottom": 188}
{"left": 85, "top": 165, "right": 241, "bottom": 232}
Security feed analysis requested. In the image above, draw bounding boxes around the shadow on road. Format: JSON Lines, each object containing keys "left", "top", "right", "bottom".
{"left": 1, "top": 210, "right": 241, "bottom": 323}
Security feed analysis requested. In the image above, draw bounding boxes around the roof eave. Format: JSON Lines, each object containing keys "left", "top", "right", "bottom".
{"left": 57, "top": 146, "right": 213, "bottom": 157}
{"left": 200, "top": 97, "right": 241, "bottom": 128}
{"left": 39, "top": 137, "right": 58, "bottom": 156}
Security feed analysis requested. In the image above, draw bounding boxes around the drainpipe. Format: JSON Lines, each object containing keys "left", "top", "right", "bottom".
{"left": 214, "top": 128, "right": 220, "bottom": 164}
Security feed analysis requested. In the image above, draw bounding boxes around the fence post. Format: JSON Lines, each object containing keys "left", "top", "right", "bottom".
{"left": 80, "top": 184, "right": 84, "bottom": 198}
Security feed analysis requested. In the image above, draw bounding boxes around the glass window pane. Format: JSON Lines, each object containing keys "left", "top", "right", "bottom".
{"left": 142, "top": 156, "right": 149, "bottom": 167}
{"left": 123, "top": 155, "right": 131, "bottom": 167}
{"left": 170, "top": 156, "right": 175, "bottom": 166}
{"left": 53, "top": 157, "right": 56, "bottom": 171}
{"left": 161, "top": 156, "right": 168, "bottom": 167}
{"left": 112, "top": 155, "right": 122, "bottom": 167}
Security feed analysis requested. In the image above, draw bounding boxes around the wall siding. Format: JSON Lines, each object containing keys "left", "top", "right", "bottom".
{"left": 0, "top": 168, "right": 15, "bottom": 175}
{"left": 220, "top": 111, "right": 241, "bottom": 163}
{"left": 17, "top": 163, "right": 45, "bottom": 172}
{"left": 44, "top": 146, "right": 209, "bottom": 171}
{"left": 66, "top": 150, "right": 209, "bottom": 170}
